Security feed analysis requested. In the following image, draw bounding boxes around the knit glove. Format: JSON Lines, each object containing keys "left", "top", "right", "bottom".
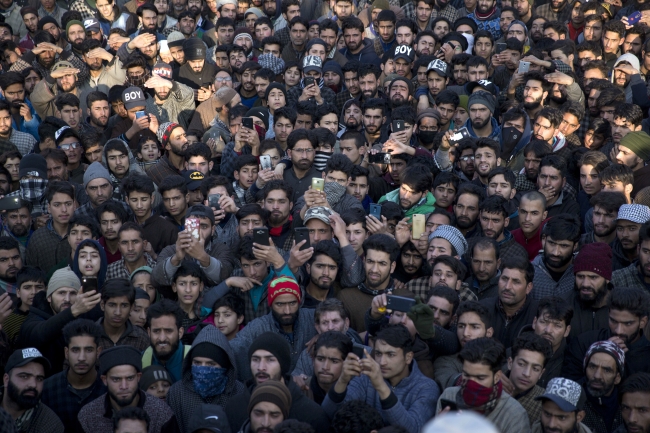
{"left": 415, "top": 85, "right": 429, "bottom": 100}
{"left": 407, "top": 296, "right": 435, "bottom": 340}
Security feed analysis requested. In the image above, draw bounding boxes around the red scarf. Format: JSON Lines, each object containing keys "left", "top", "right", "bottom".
{"left": 269, "top": 215, "right": 292, "bottom": 237}
{"left": 460, "top": 378, "right": 503, "bottom": 414}
{"left": 474, "top": 4, "right": 497, "bottom": 20}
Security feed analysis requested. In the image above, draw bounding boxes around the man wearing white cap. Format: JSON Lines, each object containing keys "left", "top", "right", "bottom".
{"left": 613, "top": 203, "right": 650, "bottom": 271}
{"left": 286, "top": 55, "right": 336, "bottom": 107}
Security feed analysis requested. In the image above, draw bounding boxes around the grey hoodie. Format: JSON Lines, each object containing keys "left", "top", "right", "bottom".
{"left": 167, "top": 324, "right": 246, "bottom": 433}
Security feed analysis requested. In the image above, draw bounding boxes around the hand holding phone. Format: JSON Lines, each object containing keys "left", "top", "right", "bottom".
{"left": 81, "top": 277, "right": 98, "bottom": 294}
{"left": 629, "top": 11, "right": 642, "bottom": 24}
{"left": 186, "top": 217, "right": 200, "bottom": 239}
{"left": 242, "top": 117, "right": 254, "bottom": 130}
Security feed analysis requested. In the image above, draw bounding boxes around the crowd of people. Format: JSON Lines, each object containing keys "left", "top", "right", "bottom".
{"left": 0, "top": 0, "right": 649, "bottom": 432}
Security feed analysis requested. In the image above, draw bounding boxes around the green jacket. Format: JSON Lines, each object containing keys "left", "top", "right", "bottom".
{"left": 379, "top": 189, "right": 436, "bottom": 219}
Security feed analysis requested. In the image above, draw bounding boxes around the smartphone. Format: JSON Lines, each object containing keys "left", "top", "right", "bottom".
{"left": 208, "top": 193, "right": 221, "bottom": 210}
{"left": 253, "top": 227, "right": 269, "bottom": 246}
{"left": 135, "top": 110, "right": 146, "bottom": 119}
{"left": 496, "top": 42, "right": 507, "bottom": 54}
{"left": 448, "top": 127, "right": 470, "bottom": 145}
{"left": 294, "top": 227, "right": 310, "bottom": 250}
{"left": 629, "top": 11, "right": 642, "bottom": 24}
{"left": 369, "top": 203, "right": 382, "bottom": 219}
{"left": 260, "top": 155, "right": 272, "bottom": 170}
{"left": 0, "top": 196, "right": 23, "bottom": 211}
{"left": 440, "top": 398, "right": 458, "bottom": 411}
{"left": 242, "top": 117, "right": 254, "bottom": 130}
{"left": 386, "top": 295, "right": 416, "bottom": 313}
{"left": 311, "top": 178, "right": 324, "bottom": 192}
{"left": 412, "top": 214, "right": 425, "bottom": 239}
{"left": 392, "top": 119, "right": 405, "bottom": 132}
{"left": 304, "top": 77, "right": 315, "bottom": 87}
{"left": 352, "top": 343, "right": 372, "bottom": 358}
{"left": 81, "top": 277, "right": 98, "bottom": 294}
{"left": 518, "top": 60, "right": 530, "bottom": 73}
{"left": 186, "top": 217, "right": 200, "bottom": 239}
{"left": 368, "top": 152, "right": 391, "bottom": 164}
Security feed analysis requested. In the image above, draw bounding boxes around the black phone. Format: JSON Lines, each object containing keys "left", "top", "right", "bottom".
{"left": 208, "top": 193, "right": 221, "bottom": 210}
{"left": 368, "top": 152, "right": 391, "bottom": 164}
{"left": 0, "top": 196, "right": 23, "bottom": 211}
{"left": 352, "top": 343, "right": 372, "bottom": 358}
{"left": 440, "top": 398, "right": 458, "bottom": 411}
{"left": 253, "top": 228, "right": 269, "bottom": 246}
{"left": 242, "top": 117, "right": 254, "bottom": 130}
{"left": 304, "top": 77, "right": 315, "bottom": 87}
{"left": 392, "top": 119, "right": 405, "bottom": 132}
{"left": 81, "top": 277, "right": 98, "bottom": 294}
{"left": 294, "top": 227, "right": 310, "bottom": 250}
{"left": 496, "top": 42, "right": 507, "bottom": 54}
{"left": 386, "top": 295, "right": 416, "bottom": 313}
{"left": 369, "top": 203, "right": 382, "bottom": 219}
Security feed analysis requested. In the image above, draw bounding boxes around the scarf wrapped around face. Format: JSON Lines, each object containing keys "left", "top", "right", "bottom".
{"left": 192, "top": 365, "right": 229, "bottom": 399}
{"left": 19, "top": 178, "right": 48, "bottom": 202}
{"left": 457, "top": 377, "right": 503, "bottom": 415}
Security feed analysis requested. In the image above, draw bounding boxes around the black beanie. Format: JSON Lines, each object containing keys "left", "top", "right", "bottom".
{"left": 38, "top": 16, "right": 58, "bottom": 31}
{"left": 183, "top": 38, "right": 205, "bottom": 61}
{"left": 192, "top": 342, "right": 231, "bottom": 369}
{"left": 247, "top": 332, "right": 291, "bottom": 376}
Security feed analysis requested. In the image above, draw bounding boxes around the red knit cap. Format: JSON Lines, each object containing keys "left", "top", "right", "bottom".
{"left": 268, "top": 276, "right": 301, "bottom": 306}
{"left": 573, "top": 242, "right": 612, "bottom": 280}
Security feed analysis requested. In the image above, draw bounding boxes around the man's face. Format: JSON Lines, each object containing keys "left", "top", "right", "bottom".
{"left": 0, "top": 247, "right": 21, "bottom": 281}
{"left": 102, "top": 365, "right": 141, "bottom": 408}
{"left": 399, "top": 183, "right": 424, "bottom": 211}
{"left": 533, "top": 312, "right": 568, "bottom": 351}
{"left": 314, "top": 346, "right": 344, "bottom": 387}
{"left": 603, "top": 30, "right": 623, "bottom": 55}
{"left": 290, "top": 23, "right": 307, "bottom": 47}
{"left": 498, "top": 267, "right": 531, "bottom": 308}
{"left": 508, "top": 349, "right": 545, "bottom": 394}
{"left": 89, "top": 100, "right": 110, "bottom": 127}
{"left": 48, "top": 287, "right": 77, "bottom": 313}
{"left": 431, "top": 262, "right": 459, "bottom": 290}
{"left": 68, "top": 24, "right": 86, "bottom": 46}
{"left": 347, "top": 175, "right": 368, "bottom": 201}
{"left": 373, "top": 338, "right": 411, "bottom": 382}
{"left": 426, "top": 71, "right": 447, "bottom": 96}
{"left": 537, "top": 165, "right": 564, "bottom": 197}
{"left": 609, "top": 308, "right": 645, "bottom": 346}
{"left": 334, "top": 0, "right": 353, "bottom": 18}
{"left": 343, "top": 71, "right": 360, "bottom": 95}
{"left": 452, "top": 63, "right": 468, "bottom": 86}
{"left": 100, "top": 211, "right": 122, "bottom": 241}
{"left": 579, "top": 164, "right": 601, "bottom": 197}
{"left": 388, "top": 158, "right": 407, "bottom": 182}
{"left": 273, "top": 116, "right": 293, "bottom": 144}
{"left": 343, "top": 103, "right": 362, "bottom": 130}
{"left": 271, "top": 292, "right": 299, "bottom": 328}
{"left": 471, "top": 246, "right": 499, "bottom": 284}
{"left": 24, "top": 70, "right": 40, "bottom": 93}
{"left": 22, "top": 13, "right": 38, "bottom": 33}
{"left": 48, "top": 192, "right": 74, "bottom": 226}
{"left": 264, "top": 189, "right": 292, "bottom": 226}
{"left": 415, "top": 35, "right": 435, "bottom": 57}
{"left": 454, "top": 192, "right": 479, "bottom": 230}
{"left": 524, "top": 79, "right": 547, "bottom": 111}
{"left": 307, "top": 254, "right": 338, "bottom": 291}
{"left": 433, "top": 182, "right": 456, "bottom": 209}
{"left": 457, "top": 148, "right": 475, "bottom": 178}
{"left": 474, "top": 146, "right": 499, "bottom": 179}
{"left": 479, "top": 210, "right": 507, "bottom": 241}
{"left": 288, "top": 139, "right": 315, "bottom": 170}
{"left": 616, "top": 219, "right": 641, "bottom": 252}
{"left": 624, "top": 33, "right": 643, "bottom": 55}
{"left": 364, "top": 249, "right": 394, "bottom": 289}
{"left": 106, "top": 149, "right": 129, "bottom": 178}
{"left": 575, "top": 270, "right": 609, "bottom": 308}
{"left": 343, "top": 28, "right": 362, "bottom": 52}
{"left": 432, "top": 21, "right": 449, "bottom": 39}
{"left": 141, "top": 10, "right": 158, "bottom": 30}
{"left": 173, "top": 0, "right": 187, "bottom": 13}
{"left": 250, "top": 402, "right": 284, "bottom": 433}
{"left": 118, "top": 229, "right": 145, "bottom": 264}
{"left": 469, "top": 104, "right": 491, "bottom": 130}
{"left": 428, "top": 238, "right": 455, "bottom": 265}
{"left": 613, "top": 127, "right": 639, "bottom": 155}
{"left": 473, "top": 37, "right": 492, "bottom": 59}
{"left": 148, "top": 314, "right": 181, "bottom": 361}
{"left": 229, "top": 50, "right": 245, "bottom": 69}
{"left": 64, "top": 334, "right": 99, "bottom": 376}
{"left": 101, "top": 295, "right": 131, "bottom": 329}
{"left": 4, "top": 362, "right": 44, "bottom": 410}
{"left": 179, "top": 16, "right": 196, "bottom": 35}
{"left": 378, "top": 20, "right": 395, "bottom": 43}
{"left": 499, "top": 11, "right": 516, "bottom": 33}
{"left": 6, "top": 208, "right": 31, "bottom": 238}
{"left": 457, "top": 314, "right": 491, "bottom": 348}
{"left": 86, "top": 177, "right": 113, "bottom": 207}
{"left": 585, "top": 352, "right": 620, "bottom": 397}
{"left": 582, "top": 19, "right": 602, "bottom": 42}
{"left": 3, "top": 82, "right": 24, "bottom": 107}
{"left": 59, "top": 105, "right": 81, "bottom": 129}
{"left": 305, "top": 219, "right": 333, "bottom": 245}
{"left": 68, "top": 224, "right": 93, "bottom": 254}
{"left": 559, "top": 112, "right": 580, "bottom": 138}
{"left": 396, "top": 26, "right": 414, "bottom": 46}
{"left": 541, "top": 401, "right": 581, "bottom": 433}
{"left": 389, "top": 80, "right": 410, "bottom": 107}
{"left": 344, "top": 222, "right": 367, "bottom": 255}
{"left": 542, "top": 234, "right": 574, "bottom": 270}
{"left": 591, "top": 204, "right": 617, "bottom": 239}
{"left": 320, "top": 29, "right": 337, "bottom": 52}
{"left": 217, "top": 25, "right": 235, "bottom": 44}
{"left": 487, "top": 174, "right": 514, "bottom": 200}
{"left": 154, "top": 0, "right": 169, "bottom": 14}
{"left": 621, "top": 392, "right": 650, "bottom": 433}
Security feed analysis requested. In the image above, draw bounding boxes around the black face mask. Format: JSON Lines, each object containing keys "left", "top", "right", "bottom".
{"left": 501, "top": 126, "right": 522, "bottom": 157}
{"left": 418, "top": 131, "right": 437, "bottom": 146}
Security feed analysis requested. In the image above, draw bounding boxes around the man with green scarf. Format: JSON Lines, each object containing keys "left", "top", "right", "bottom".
{"left": 378, "top": 164, "right": 436, "bottom": 219}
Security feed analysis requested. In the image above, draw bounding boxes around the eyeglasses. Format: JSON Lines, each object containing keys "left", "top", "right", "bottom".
{"left": 215, "top": 76, "right": 232, "bottom": 82}
{"left": 293, "top": 148, "right": 314, "bottom": 154}
{"left": 59, "top": 142, "right": 80, "bottom": 150}
{"left": 460, "top": 155, "right": 475, "bottom": 162}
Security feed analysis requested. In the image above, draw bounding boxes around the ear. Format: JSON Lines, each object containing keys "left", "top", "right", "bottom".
{"left": 64, "top": 346, "right": 69, "bottom": 361}
{"left": 507, "top": 356, "right": 513, "bottom": 371}
{"left": 542, "top": 210, "right": 548, "bottom": 220}
{"left": 101, "top": 374, "right": 108, "bottom": 386}
{"left": 390, "top": 261, "right": 397, "bottom": 274}
{"left": 625, "top": 183, "right": 634, "bottom": 197}
{"left": 640, "top": 315, "right": 648, "bottom": 331}
{"left": 178, "top": 326, "right": 185, "bottom": 339}
{"left": 486, "top": 327, "right": 494, "bottom": 338}
{"left": 563, "top": 324, "right": 571, "bottom": 338}
{"left": 576, "top": 410, "right": 586, "bottom": 423}
{"left": 233, "top": 170, "right": 240, "bottom": 180}
{"left": 525, "top": 281, "right": 533, "bottom": 295}
{"left": 542, "top": 90, "right": 548, "bottom": 101}
{"left": 509, "top": 188, "right": 516, "bottom": 200}
{"left": 497, "top": 157, "right": 502, "bottom": 166}
{"left": 100, "top": 300, "right": 105, "bottom": 311}
{"left": 184, "top": 161, "right": 189, "bottom": 170}
{"left": 305, "top": 262, "right": 311, "bottom": 275}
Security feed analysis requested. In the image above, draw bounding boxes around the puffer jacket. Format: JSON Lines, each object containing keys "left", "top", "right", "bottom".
{"left": 167, "top": 324, "right": 246, "bottom": 433}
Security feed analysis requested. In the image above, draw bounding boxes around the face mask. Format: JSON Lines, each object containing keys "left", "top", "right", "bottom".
{"left": 501, "top": 126, "right": 522, "bottom": 156}
{"left": 323, "top": 180, "right": 346, "bottom": 205}
{"left": 254, "top": 124, "right": 266, "bottom": 141}
{"left": 192, "top": 365, "right": 228, "bottom": 399}
{"left": 418, "top": 131, "right": 437, "bottom": 145}
{"left": 19, "top": 178, "right": 48, "bottom": 201}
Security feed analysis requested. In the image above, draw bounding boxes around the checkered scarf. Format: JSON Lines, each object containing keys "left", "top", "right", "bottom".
{"left": 458, "top": 378, "right": 503, "bottom": 415}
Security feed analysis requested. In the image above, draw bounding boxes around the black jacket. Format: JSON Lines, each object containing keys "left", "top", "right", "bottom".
{"left": 224, "top": 380, "right": 330, "bottom": 433}
{"left": 565, "top": 289, "right": 609, "bottom": 341}
{"left": 562, "top": 328, "right": 650, "bottom": 381}
{"left": 480, "top": 295, "right": 539, "bottom": 349}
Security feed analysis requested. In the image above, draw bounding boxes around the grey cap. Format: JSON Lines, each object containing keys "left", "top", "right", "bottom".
{"left": 536, "top": 377, "right": 586, "bottom": 412}
{"left": 304, "top": 206, "right": 333, "bottom": 225}
{"left": 616, "top": 204, "right": 650, "bottom": 223}
{"left": 428, "top": 225, "right": 468, "bottom": 257}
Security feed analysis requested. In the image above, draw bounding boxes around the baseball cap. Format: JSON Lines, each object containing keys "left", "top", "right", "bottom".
{"left": 51, "top": 60, "right": 75, "bottom": 72}
{"left": 536, "top": 377, "right": 586, "bottom": 412}
{"left": 186, "top": 204, "right": 216, "bottom": 225}
{"left": 304, "top": 206, "right": 333, "bottom": 225}
{"left": 122, "top": 86, "right": 147, "bottom": 110}
{"left": 303, "top": 55, "right": 322, "bottom": 73}
{"left": 466, "top": 79, "right": 499, "bottom": 96}
{"left": 426, "top": 59, "right": 448, "bottom": 78}
{"left": 182, "top": 170, "right": 205, "bottom": 191}
{"left": 394, "top": 45, "right": 415, "bottom": 63}
{"left": 6, "top": 348, "right": 51, "bottom": 373}
{"left": 187, "top": 404, "right": 232, "bottom": 433}
{"left": 152, "top": 62, "right": 173, "bottom": 79}
{"left": 83, "top": 18, "right": 100, "bottom": 33}
{"left": 616, "top": 204, "right": 650, "bottom": 223}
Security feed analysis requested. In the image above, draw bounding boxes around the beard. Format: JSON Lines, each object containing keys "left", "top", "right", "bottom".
{"left": 455, "top": 215, "right": 475, "bottom": 229}
{"left": 90, "top": 113, "right": 108, "bottom": 127}
{"left": 310, "top": 275, "right": 333, "bottom": 291}
{"left": 7, "top": 380, "right": 40, "bottom": 410}
{"left": 9, "top": 222, "right": 28, "bottom": 236}
{"left": 188, "top": 5, "right": 201, "bottom": 16}
{"left": 524, "top": 95, "right": 544, "bottom": 110}
{"left": 108, "top": 387, "right": 138, "bottom": 408}
{"left": 156, "top": 90, "right": 171, "bottom": 101}
{"left": 37, "top": 55, "right": 55, "bottom": 69}
{"left": 543, "top": 253, "right": 572, "bottom": 270}
{"left": 577, "top": 282, "right": 608, "bottom": 308}
{"left": 550, "top": 88, "right": 568, "bottom": 105}
{"left": 153, "top": 338, "right": 180, "bottom": 361}
{"left": 87, "top": 62, "right": 103, "bottom": 71}
{"left": 272, "top": 309, "right": 298, "bottom": 327}
{"left": 71, "top": 40, "right": 85, "bottom": 52}
{"left": 471, "top": 116, "right": 490, "bottom": 130}
{"left": 391, "top": 96, "right": 408, "bottom": 108}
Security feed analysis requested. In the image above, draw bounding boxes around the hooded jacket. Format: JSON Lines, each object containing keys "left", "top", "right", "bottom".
{"left": 378, "top": 189, "right": 436, "bottom": 218}
{"left": 339, "top": 38, "right": 382, "bottom": 68}
{"left": 72, "top": 239, "right": 108, "bottom": 290}
{"left": 464, "top": 116, "right": 502, "bottom": 141}
{"left": 167, "top": 325, "right": 246, "bottom": 433}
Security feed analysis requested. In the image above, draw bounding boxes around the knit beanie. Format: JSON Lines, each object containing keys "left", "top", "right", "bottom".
{"left": 233, "top": 28, "right": 253, "bottom": 45}
{"left": 584, "top": 340, "right": 625, "bottom": 376}
{"left": 183, "top": 38, "right": 206, "bottom": 61}
{"left": 139, "top": 365, "right": 171, "bottom": 390}
{"left": 619, "top": 131, "right": 650, "bottom": 161}
{"left": 264, "top": 82, "right": 286, "bottom": 101}
{"left": 38, "top": 16, "right": 58, "bottom": 31}
{"left": 134, "top": 288, "right": 150, "bottom": 301}
{"left": 322, "top": 60, "right": 343, "bottom": 79}
{"left": 248, "top": 332, "right": 292, "bottom": 376}
{"left": 371, "top": 0, "right": 389, "bottom": 14}
{"left": 214, "top": 87, "right": 238, "bottom": 108}
{"left": 244, "top": 7, "right": 264, "bottom": 19}
{"left": 83, "top": 161, "right": 112, "bottom": 188}
{"left": 157, "top": 122, "right": 181, "bottom": 147}
{"left": 267, "top": 276, "right": 301, "bottom": 306}
{"left": 66, "top": 20, "right": 84, "bottom": 36}
{"left": 573, "top": 242, "right": 612, "bottom": 280}
{"left": 248, "top": 381, "right": 292, "bottom": 419}
{"left": 19, "top": 154, "right": 47, "bottom": 179}
{"left": 245, "top": 107, "right": 270, "bottom": 131}
{"left": 20, "top": 6, "right": 38, "bottom": 17}
{"left": 167, "top": 31, "right": 186, "bottom": 48}
{"left": 458, "top": 94, "right": 469, "bottom": 111}
{"left": 47, "top": 266, "right": 81, "bottom": 298}
{"left": 305, "top": 37, "right": 327, "bottom": 52}
{"left": 468, "top": 91, "right": 496, "bottom": 114}
{"left": 99, "top": 346, "right": 142, "bottom": 376}
{"left": 390, "top": 76, "right": 413, "bottom": 95}
{"left": 191, "top": 342, "right": 232, "bottom": 369}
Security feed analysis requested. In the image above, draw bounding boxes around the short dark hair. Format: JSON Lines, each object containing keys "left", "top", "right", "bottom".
{"left": 159, "top": 175, "right": 188, "bottom": 196}
{"left": 331, "top": 400, "right": 384, "bottom": 433}
{"left": 536, "top": 296, "right": 574, "bottom": 327}
{"left": 122, "top": 173, "right": 155, "bottom": 197}
{"left": 511, "top": 332, "right": 553, "bottom": 367}
{"left": 362, "top": 234, "right": 400, "bottom": 262}
{"left": 458, "top": 337, "right": 505, "bottom": 372}
{"left": 97, "top": 200, "right": 129, "bottom": 223}
{"left": 308, "top": 239, "right": 341, "bottom": 267}
{"left": 480, "top": 195, "right": 508, "bottom": 219}
{"left": 146, "top": 298, "right": 184, "bottom": 329}
{"left": 425, "top": 285, "right": 460, "bottom": 315}
{"left": 45, "top": 180, "right": 75, "bottom": 202}
{"left": 542, "top": 213, "right": 581, "bottom": 243}
{"left": 539, "top": 154, "right": 567, "bottom": 177}
{"left": 400, "top": 164, "right": 433, "bottom": 194}
{"left": 375, "top": 324, "right": 413, "bottom": 354}
{"left": 67, "top": 214, "right": 100, "bottom": 239}
{"left": 62, "top": 318, "right": 102, "bottom": 347}
{"left": 456, "top": 301, "right": 491, "bottom": 328}
{"left": 620, "top": 372, "right": 650, "bottom": 397}
{"left": 535, "top": 107, "right": 563, "bottom": 129}
{"left": 262, "top": 180, "right": 293, "bottom": 202}
{"left": 608, "top": 287, "right": 650, "bottom": 319}
{"left": 287, "top": 129, "right": 316, "bottom": 150}
{"left": 590, "top": 191, "right": 626, "bottom": 215}
{"left": 113, "top": 407, "right": 150, "bottom": 433}
{"left": 171, "top": 261, "right": 204, "bottom": 284}
{"left": 314, "top": 331, "right": 352, "bottom": 360}
{"left": 101, "top": 278, "right": 135, "bottom": 304}
{"left": 314, "top": 298, "right": 350, "bottom": 324}
{"left": 16, "top": 266, "right": 45, "bottom": 291}
{"left": 500, "top": 255, "right": 535, "bottom": 285}
{"left": 600, "top": 163, "right": 634, "bottom": 187}
{"left": 211, "top": 290, "right": 245, "bottom": 318}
